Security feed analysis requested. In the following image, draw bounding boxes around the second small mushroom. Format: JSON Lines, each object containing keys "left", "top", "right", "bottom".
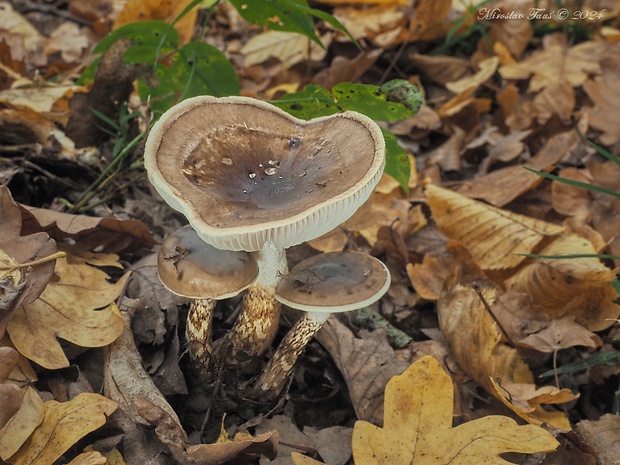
{"left": 253, "top": 251, "right": 391, "bottom": 396}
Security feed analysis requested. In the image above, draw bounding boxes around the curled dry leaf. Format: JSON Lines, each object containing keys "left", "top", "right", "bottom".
{"left": 20, "top": 205, "right": 155, "bottom": 254}
{"left": 65, "top": 450, "right": 108, "bottom": 465}
{"left": 575, "top": 414, "right": 620, "bottom": 465}
{"left": 518, "top": 316, "right": 601, "bottom": 353}
{"left": 425, "top": 183, "right": 563, "bottom": 269}
{"left": 134, "top": 397, "right": 278, "bottom": 465}
{"left": 0, "top": 186, "right": 57, "bottom": 333}
{"left": 104, "top": 312, "right": 180, "bottom": 426}
{"left": 506, "top": 235, "right": 619, "bottom": 331}
{"left": 438, "top": 281, "right": 575, "bottom": 430}
{"left": 0, "top": 343, "right": 44, "bottom": 460}
{"left": 7, "top": 250, "right": 128, "bottom": 369}
{"left": 8, "top": 392, "right": 117, "bottom": 465}
{"left": 315, "top": 317, "right": 410, "bottom": 424}
{"left": 352, "top": 356, "right": 559, "bottom": 465}
{"left": 0, "top": 346, "right": 21, "bottom": 429}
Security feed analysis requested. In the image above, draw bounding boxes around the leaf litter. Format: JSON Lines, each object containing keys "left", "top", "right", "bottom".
{"left": 2, "top": 0, "right": 620, "bottom": 464}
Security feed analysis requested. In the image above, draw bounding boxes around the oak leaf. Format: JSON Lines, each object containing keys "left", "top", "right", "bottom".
{"left": 425, "top": 183, "right": 563, "bottom": 269}
{"left": 9, "top": 392, "right": 117, "bottom": 465}
{"left": 7, "top": 250, "right": 128, "bottom": 369}
{"left": 351, "top": 356, "right": 559, "bottom": 465}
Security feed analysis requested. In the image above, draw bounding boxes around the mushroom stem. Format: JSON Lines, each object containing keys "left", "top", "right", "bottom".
{"left": 186, "top": 298, "right": 216, "bottom": 382}
{"left": 252, "top": 311, "right": 330, "bottom": 396}
{"left": 214, "top": 244, "right": 288, "bottom": 367}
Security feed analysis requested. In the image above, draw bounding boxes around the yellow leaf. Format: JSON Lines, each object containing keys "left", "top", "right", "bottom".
{"left": 7, "top": 251, "right": 128, "bottom": 369}
{"left": 506, "top": 235, "right": 619, "bottom": 331}
{"left": 425, "top": 184, "right": 563, "bottom": 269}
{"left": 10, "top": 393, "right": 117, "bottom": 465}
{"left": 66, "top": 451, "right": 107, "bottom": 465}
{"left": 438, "top": 283, "right": 574, "bottom": 430}
{"left": 291, "top": 452, "right": 326, "bottom": 465}
{"left": 445, "top": 56, "right": 499, "bottom": 94}
{"left": 352, "top": 356, "right": 559, "bottom": 465}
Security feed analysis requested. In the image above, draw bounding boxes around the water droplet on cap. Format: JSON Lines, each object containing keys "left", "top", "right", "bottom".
{"left": 249, "top": 172, "right": 257, "bottom": 179}
{"left": 265, "top": 167, "right": 277, "bottom": 176}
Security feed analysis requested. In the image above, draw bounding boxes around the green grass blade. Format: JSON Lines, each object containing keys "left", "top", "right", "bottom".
{"left": 589, "top": 141, "right": 620, "bottom": 166}
{"left": 524, "top": 167, "right": 620, "bottom": 199}
{"left": 539, "top": 351, "right": 620, "bottom": 378}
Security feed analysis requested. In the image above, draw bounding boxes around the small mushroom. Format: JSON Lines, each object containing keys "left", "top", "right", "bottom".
{"left": 253, "top": 251, "right": 391, "bottom": 396}
{"left": 157, "top": 225, "right": 258, "bottom": 380}
{"left": 145, "top": 96, "right": 385, "bottom": 369}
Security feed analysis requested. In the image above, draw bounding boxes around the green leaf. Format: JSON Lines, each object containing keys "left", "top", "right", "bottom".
{"left": 92, "top": 21, "right": 178, "bottom": 64}
{"left": 539, "top": 351, "right": 620, "bottom": 378}
{"left": 333, "top": 82, "right": 414, "bottom": 122}
{"left": 272, "top": 85, "right": 339, "bottom": 118}
{"left": 137, "top": 64, "right": 178, "bottom": 120}
{"left": 229, "top": 0, "right": 321, "bottom": 45}
{"left": 383, "top": 129, "right": 411, "bottom": 192}
{"left": 172, "top": 42, "right": 240, "bottom": 99}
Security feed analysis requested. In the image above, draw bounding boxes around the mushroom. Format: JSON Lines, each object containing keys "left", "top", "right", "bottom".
{"left": 157, "top": 225, "right": 258, "bottom": 380}
{"left": 144, "top": 95, "right": 385, "bottom": 368}
{"left": 253, "top": 251, "right": 391, "bottom": 396}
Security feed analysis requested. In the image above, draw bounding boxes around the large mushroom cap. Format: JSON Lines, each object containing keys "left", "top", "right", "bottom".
{"left": 144, "top": 96, "right": 385, "bottom": 252}
{"left": 158, "top": 225, "right": 258, "bottom": 299}
{"left": 275, "top": 251, "right": 391, "bottom": 312}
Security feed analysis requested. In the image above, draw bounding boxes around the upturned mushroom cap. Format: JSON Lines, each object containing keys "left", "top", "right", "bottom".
{"left": 144, "top": 96, "right": 385, "bottom": 252}
{"left": 275, "top": 251, "right": 391, "bottom": 312}
{"left": 157, "top": 225, "right": 258, "bottom": 299}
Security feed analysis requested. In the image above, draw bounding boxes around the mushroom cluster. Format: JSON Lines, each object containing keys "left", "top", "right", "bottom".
{"left": 145, "top": 95, "right": 390, "bottom": 392}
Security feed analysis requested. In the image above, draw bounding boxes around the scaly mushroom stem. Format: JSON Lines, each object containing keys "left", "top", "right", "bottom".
{"left": 253, "top": 311, "right": 329, "bottom": 396}
{"left": 214, "top": 244, "right": 288, "bottom": 367}
{"left": 186, "top": 298, "right": 216, "bottom": 382}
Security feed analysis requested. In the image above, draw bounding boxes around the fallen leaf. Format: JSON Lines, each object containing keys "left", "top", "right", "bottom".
{"left": 113, "top": 0, "right": 198, "bottom": 45}
{"left": 518, "top": 316, "right": 601, "bottom": 352}
{"left": 241, "top": 31, "right": 326, "bottom": 69}
{"left": 499, "top": 37, "right": 606, "bottom": 91}
{"left": 66, "top": 451, "right": 108, "bottom": 465}
{"left": 410, "top": 53, "right": 471, "bottom": 85}
{"left": 315, "top": 318, "right": 410, "bottom": 424}
{"left": 551, "top": 167, "right": 592, "bottom": 221}
{"left": 333, "top": 5, "right": 407, "bottom": 46}
{"left": 20, "top": 205, "right": 155, "bottom": 254}
{"left": 257, "top": 416, "right": 352, "bottom": 465}
{"left": 445, "top": 56, "right": 499, "bottom": 94}
{"left": 43, "top": 22, "right": 90, "bottom": 63}
{"left": 506, "top": 234, "right": 619, "bottom": 331}
{"left": 425, "top": 183, "right": 564, "bottom": 269}
{"left": 7, "top": 250, "right": 128, "bottom": 369}
{"left": 0, "top": 340, "right": 44, "bottom": 460}
{"left": 104, "top": 312, "right": 181, "bottom": 426}
{"left": 0, "top": 347, "right": 21, "bottom": 428}
{"left": 438, "top": 281, "right": 575, "bottom": 429}
{"left": 134, "top": 397, "right": 279, "bottom": 465}
{"left": 9, "top": 392, "right": 117, "bottom": 465}
{"left": 352, "top": 356, "right": 559, "bottom": 465}
{"left": 575, "top": 414, "right": 620, "bottom": 465}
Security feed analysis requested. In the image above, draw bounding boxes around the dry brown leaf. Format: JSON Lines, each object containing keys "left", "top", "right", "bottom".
{"left": 551, "top": 167, "right": 592, "bottom": 221}
{"left": 0, "top": 347, "right": 21, "bottom": 429}
{"left": 9, "top": 392, "right": 117, "bottom": 465}
{"left": 351, "top": 356, "right": 559, "bottom": 465}
{"left": 425, "top": 183, "right": 564, "bottom": 270}
{"left": 256, "top": 416, "right": 352, "bottom": 465}
{"left": 0, "top": 2, "right": 45, "bottom": 64}
{"left": 583, "top": 43, "right": 620, "bottom": 145}
{"left": 333, "top": 5, "right": 407, "bottom": 46}
{"left": 315, "top": 317, "right": 410, "bottom": 424}
{"left": 241, "top": 31, "right": 326, "bottom": 69}
{"left": 518, "top": 316, "right": 601, "bottom": 352}
{"left": 487, "top": 5, "right": 532, "bottom": 59}
{"left": 506, "top": 235, "right": 619, "bottom": 331}
{"left": 410, "top": 54, "right": 472, "bottom": 85}
{"left": 134, "top": 397, "right": 278, "bottom": 465}
{"left": 438, "top": 282, "right": 574, "bottom": 430}
{"left": 310, "top": 49, "right": 382, "bottom": 90}
{"left": 7, "top": 250, "right": 128, "bottom": 369}
{"left": 66, "top": 451, "right": 108, "bottom": 465}
{"left": 104, "top": 312, "right": 180, "bottom": 426}
{"left": 0, "top": 186, "right": 57, "bottom": 334}
{"left": 499, "top": 37, "right": 606, "bottom": 92}
{"left": 575, "top": 414, "right": 620, "bottom": 465}
{"left": 0, "top": 340, "right": 44, "bottom": 460}
{"left": 113, "top": 0, "right": 197, "bottom": 45}
{"left": 409, "top": 0, "right": 453, "bottom": 42}
{"left": 457, "top": 129, "right": 580, "bottom": 206}
{"left": 445, "top": 56, "right": 499, "bottom": 94}
{"left": 588, "top": 160, "right": 620, "bottom": 267}
{"left": 43, "top": 22, "right": 90, "bottom": 63}
{"left": 20, "top": 205, "right": 155, "bottom": 254}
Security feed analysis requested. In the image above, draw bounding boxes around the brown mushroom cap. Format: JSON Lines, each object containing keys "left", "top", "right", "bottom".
{"left": 144, "top": 96, "right": 385, "bottom": 252}
{"left": 157, "top": 225, "right": 258, "bottom": 299}
{"left": 275, "top": 251, "right": 391, "bottom": 312}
